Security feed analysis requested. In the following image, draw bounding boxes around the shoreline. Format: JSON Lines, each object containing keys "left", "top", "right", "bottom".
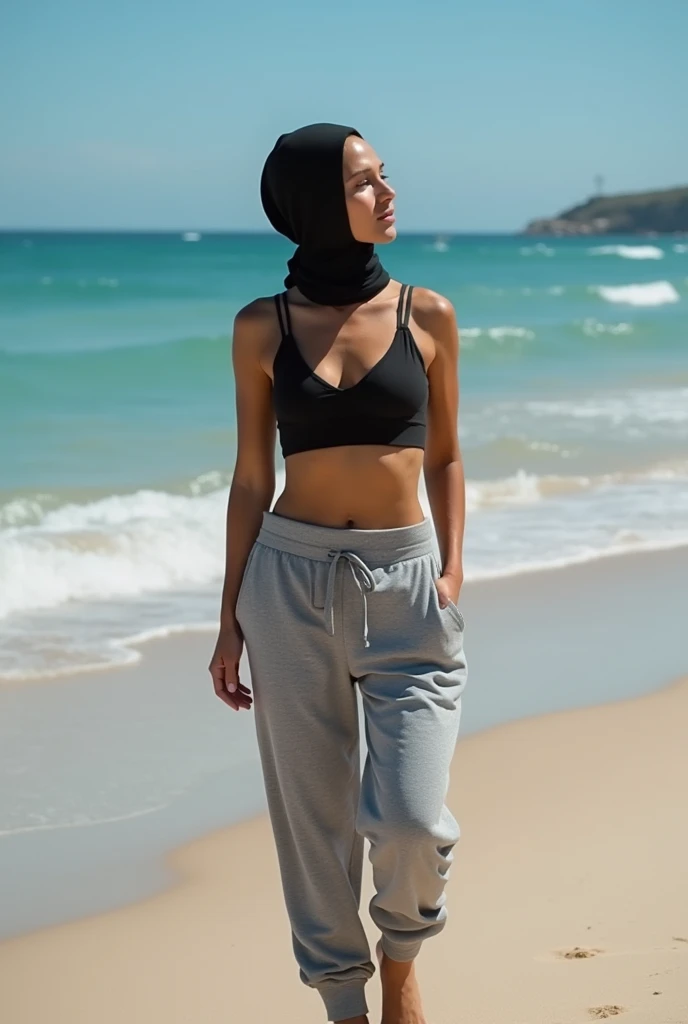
{"left": 2, "top": 672, "right": 687, "bottom": 1022}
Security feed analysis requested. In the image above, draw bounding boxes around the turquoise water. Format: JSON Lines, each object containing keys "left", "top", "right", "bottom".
{"left": 1, "top": 230, "right": 687, "bottom": 679}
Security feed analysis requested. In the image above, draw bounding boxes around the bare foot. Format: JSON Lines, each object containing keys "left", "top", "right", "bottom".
{"left": 376, "top": 939, "right": 428, "bottom": 1024}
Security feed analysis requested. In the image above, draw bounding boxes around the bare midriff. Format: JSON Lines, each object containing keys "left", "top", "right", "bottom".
{"left": 272, "top": 445, "right": 426, "bottom": 529}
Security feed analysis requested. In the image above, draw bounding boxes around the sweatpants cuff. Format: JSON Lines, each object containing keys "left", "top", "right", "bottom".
{"left": 317, "top": 978, "right": 369, "bottom": 1021}
{"left": 380, "top": 935, "right": 423, "bottom": 963}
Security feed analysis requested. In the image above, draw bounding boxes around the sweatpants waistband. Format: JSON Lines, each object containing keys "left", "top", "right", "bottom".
{"left": 256, "top": 511, "right": 435, "bottom": 567}
{"left": 256, "top": 512, "right": 436, "bottom": 648}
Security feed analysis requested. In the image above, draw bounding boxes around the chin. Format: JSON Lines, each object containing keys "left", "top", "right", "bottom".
{"left": 375, "top": 223, "right": 397, "bottom": 244}
{"left": 353, "top": 224, "right": 398, "bottom": 245}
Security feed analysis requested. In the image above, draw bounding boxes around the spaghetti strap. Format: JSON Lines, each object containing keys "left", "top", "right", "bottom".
{"left": 396, "top": 284, "right": 408, "bottom": 329}
{"left": 401, "top": 285, "right": 414, "bottom": 328}
{"left": 274, "top": 293, "right": 288, "bottom": 339}
{"left": 281, "top": 291, "right": 293, "bottom": 336}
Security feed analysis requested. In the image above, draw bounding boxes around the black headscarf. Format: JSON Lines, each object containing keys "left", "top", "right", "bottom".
{"left": 260, "top": 122, "right": 390, "bottom": 306}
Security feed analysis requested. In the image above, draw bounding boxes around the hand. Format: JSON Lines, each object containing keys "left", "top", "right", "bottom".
{"left": 208, "top": 624, "right": 253, "bottom": 711}
{"left": 434, "top": 570, "right": 463, "bottom": 609}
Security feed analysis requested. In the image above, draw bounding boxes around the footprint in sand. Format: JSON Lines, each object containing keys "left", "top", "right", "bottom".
{"left": 588, "top": 1007, "right": 625, "bottom": 1020}
{"left": 556, "top": 946, "right": 605, "bottom": 960}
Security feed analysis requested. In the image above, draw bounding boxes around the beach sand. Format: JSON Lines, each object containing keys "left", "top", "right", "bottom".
{"left": 2, "top": 668, "right": 687, "bottom": 1023}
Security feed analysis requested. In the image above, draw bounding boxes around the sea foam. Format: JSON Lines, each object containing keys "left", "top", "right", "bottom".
{"left": 589, "top": 245, "right": 664, "bottom": 260}
{"left": 0, "top": 487, "right": 228, "bottom": 619}
{"left": 581, "top": 318, "right": 634, "bottom": 337}
{"left": 595, "top": 281, "right": 680, "bottom": 306}
{"left": 460, "top": 326, "right": 535, "bottom": 346}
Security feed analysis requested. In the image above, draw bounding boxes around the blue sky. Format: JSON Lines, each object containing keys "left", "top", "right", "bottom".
{"left": 1, "top": 0, "right": 687, "bottom": 232}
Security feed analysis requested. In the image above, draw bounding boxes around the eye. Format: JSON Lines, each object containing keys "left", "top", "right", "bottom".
{"left": 355, "top": 173, "right": 389, "bottom": 189}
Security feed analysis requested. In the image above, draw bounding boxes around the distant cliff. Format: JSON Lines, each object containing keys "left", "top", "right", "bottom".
{"left": 523, "top": 185, "right": 688, "bottom": 235}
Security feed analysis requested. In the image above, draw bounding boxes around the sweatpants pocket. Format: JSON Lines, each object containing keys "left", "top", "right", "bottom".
{"left": 430, "top": 553, "right": 465, "bottom": 631}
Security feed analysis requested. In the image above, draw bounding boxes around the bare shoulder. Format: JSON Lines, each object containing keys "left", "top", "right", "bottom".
{"left": 232, "top": 296, "right": 279, "bottom": 365}
{"left": 409, "top": 286, "right": 458, "bottom": 338}
{"left": 233, "top": 296, "right": 277, "bottom": 335}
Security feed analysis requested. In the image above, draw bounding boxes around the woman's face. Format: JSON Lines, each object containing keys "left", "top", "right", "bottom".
{"left": 343, "top": 135, "right": 397, "bottom": 245}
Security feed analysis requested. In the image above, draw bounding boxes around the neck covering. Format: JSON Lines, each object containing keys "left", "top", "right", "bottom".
{"left": 260, "top": 122, "right": 390, "bottom": 307}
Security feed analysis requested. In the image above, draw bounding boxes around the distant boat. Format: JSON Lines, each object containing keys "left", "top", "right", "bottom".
{"left": 432, "top": 236, "right": 449, "bottom": 253}
{"left": 182, "top": 231, "right": 201, "bottom": 242}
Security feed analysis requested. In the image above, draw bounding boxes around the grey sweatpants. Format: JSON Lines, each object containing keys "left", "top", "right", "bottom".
{"left": 235, "top": 511, "right": 468, "bottom": 1022}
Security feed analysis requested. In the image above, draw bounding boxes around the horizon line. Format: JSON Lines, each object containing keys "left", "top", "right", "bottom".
{"left": 0, "top": 226, "right": 521, "bottom": 236}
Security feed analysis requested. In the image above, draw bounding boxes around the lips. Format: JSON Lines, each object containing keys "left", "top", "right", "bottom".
{"left": 377, "top": 208, "right": 395, "bottom": 221}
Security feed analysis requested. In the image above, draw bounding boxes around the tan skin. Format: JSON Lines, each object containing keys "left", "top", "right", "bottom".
{"left": 209, "top": 136, "right": 465, "bottom": 1024}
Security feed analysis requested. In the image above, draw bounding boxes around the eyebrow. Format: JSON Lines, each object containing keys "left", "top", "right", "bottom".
{"left": 346, "top": 162, "right": 384, "bottom": 182}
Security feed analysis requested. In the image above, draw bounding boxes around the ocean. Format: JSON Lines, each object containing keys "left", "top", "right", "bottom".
{"left": 1, "top": 230, "right": 687, "bottom": 682}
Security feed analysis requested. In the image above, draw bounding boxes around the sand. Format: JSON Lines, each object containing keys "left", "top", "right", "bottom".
{"left": 2, "top": 670, "right": 687, "bottom": 1023}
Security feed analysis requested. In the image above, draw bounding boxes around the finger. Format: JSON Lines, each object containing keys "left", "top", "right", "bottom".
{"left": 211, "top": 666, "right": 241, "bottom": 702}
{"left": 225, "top": 667, "right": 240, "bottom": 693}
{"left": 227, "top": 683, "right": 251, "bottom": 702}
{"left": 210, "top": 659, "right": 252, "bottom": 707}
{"left": 221, "top": 690, "right": 253, "bottom": 711}
{"left": 217, "top": 685, "right": 246, "bottom": 709}
{"left": 219, "top": 675, "right": 252, "bottom": 709}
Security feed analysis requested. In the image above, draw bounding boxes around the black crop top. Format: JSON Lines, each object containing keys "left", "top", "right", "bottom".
{"left": 272, "top": 284, "right": 428, "bottom": 457}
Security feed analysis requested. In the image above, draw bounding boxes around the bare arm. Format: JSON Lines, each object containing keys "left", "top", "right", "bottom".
{"left": 220, "top": 301, "right": 277, "bottom": 629}
{"left": 417, "top": 290, "right": 466, "bottom": 599}
{"left": 209, "top": 301, "right": 276, "bottom": 710}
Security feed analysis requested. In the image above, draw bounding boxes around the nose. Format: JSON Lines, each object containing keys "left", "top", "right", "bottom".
{"left": 378, "top": 178, "right": 396, "bottom": 201}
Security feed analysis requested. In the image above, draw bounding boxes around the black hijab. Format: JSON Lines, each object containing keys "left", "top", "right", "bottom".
{"left": 260, "top": 122, "right": 390, "bottom": 306}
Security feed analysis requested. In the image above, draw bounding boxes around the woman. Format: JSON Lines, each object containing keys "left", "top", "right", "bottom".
{"left": 209, "top": 122, "right": 468, "bottom": 1024}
